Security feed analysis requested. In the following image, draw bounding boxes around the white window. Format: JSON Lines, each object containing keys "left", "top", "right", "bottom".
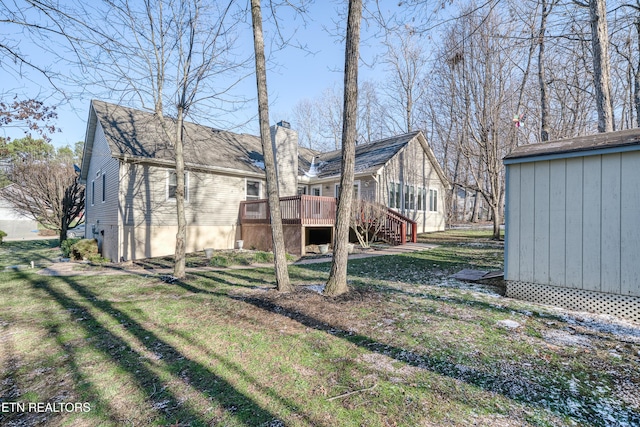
{"left": 335, "top": 181, "right": 360, "bottom": 199}
{"left": 404, "top": 185, "right": 413, "bottom": 210}
{"left": 311, "top": 185, "right": 322, "bottom": 196}
{"left": 297, "top": 185, "right": 307, "bottom": 195}
{"left": 429, "top": 189, "right": 438, "bottom": 212}
{"left": 417, "top": 188, "right": 426, "bottom": 211}
{"left": 389, "top": 182, "right": 396, "bottom": 208}
{"left": 246, "top": 180, "right": 261, "bottom": 200}
{"left": 167, "top": 171, "right": 189, "bottom": 201}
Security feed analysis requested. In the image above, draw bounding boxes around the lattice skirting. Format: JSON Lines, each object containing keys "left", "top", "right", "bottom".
{"left": 506, "top": 281, "right": 640, "bottom": 323}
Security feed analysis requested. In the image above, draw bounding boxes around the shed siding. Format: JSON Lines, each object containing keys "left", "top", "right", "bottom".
{"left": 505, "top": 165, "right": 520, "bottom": 279}
{"left": 620, "top": 151, "right": 640, "bottom": 296}
{"left": 601, "top": 154, "right": 621, "bottom": 295}
{"left": 564, "top": 157, "right": 583, "bottom": 289}
{"left": 534, "top": 161, "right": 550, "bottom": 284}
{"left": 518, "top": 163, "right": 535, "bottom": 283}
{"left": 548, "top": 160, "right": 566, "bottom": 287}
{"left": 506, "top": 151, "right": 640, "bottom": 298}
{"left": 582, "top": 156, "right": 601, "bottom": 292}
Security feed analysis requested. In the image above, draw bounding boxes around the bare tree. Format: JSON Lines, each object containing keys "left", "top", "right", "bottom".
{"left": 350, "top": 199, "right": 387, "bottom": 248}
{"left": 573, "top": 0, "right": 615, "bottom": 131}
{"left": 292, "top": 98, "right": 323, "bottom": 149}
{"left": 0, "top": 99, "right": 59, "bottom": 142}
{"left": 325, "top": 0, "right": 362, "bottom": 297}
{"left": 250, "top": 0, "right": 293, "bottom": 292}
{"left": 1, "top": 154, "right": 84, "bottom": 242}
{"left": 381, "top": 27, "right": 429, "bottom": 134}
{"left": 65, "top": 0, "right": 245, "bottom": 278}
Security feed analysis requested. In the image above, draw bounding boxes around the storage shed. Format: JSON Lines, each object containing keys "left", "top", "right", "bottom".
{"left": 503, "top": 128, "right": 640, "bottom": 322}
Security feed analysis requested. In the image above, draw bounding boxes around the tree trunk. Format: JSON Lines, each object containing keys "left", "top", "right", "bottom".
{"left": 589, "top": 0, "right": 614, "bottom": 132}
{"left": 635, "top": 18, "right": 640, "bottom": 127}
{"left": 538, "top": 0, "right": 551, "bottom": 142}
{"left": 492, "top": 204, "right": 501, "bottom": 240}
{"left": 325, "top": 0, "right": 362, "bottom": 297}
{"left": 173, "top": 106, "right": 187, "bottom": 279}
{"left": 250, "top": 0, "right": 293, "bottom": 292}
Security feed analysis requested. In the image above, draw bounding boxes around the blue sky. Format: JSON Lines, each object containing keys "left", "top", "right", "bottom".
{"left": 2, "top": 1, "right": 409, "bottom": 149}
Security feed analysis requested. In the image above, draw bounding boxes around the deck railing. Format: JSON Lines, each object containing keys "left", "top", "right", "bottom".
{"left": 381, "top": 207, "right": 418, "bottom": 245}
{"left": 240, "top": 195, "right": 337, "bottom": 225}
{"left": 239, "top": 195, "right": 416, "bottom": 244}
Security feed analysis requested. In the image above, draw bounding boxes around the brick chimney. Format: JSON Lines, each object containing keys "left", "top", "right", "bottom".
{"left": 270, "top": 121, "right": 298, "bottom": 197}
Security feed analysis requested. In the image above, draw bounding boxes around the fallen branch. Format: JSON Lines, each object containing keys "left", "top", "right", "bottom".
{"left": 327, "top": 383, "right": 377, "bottom": 401}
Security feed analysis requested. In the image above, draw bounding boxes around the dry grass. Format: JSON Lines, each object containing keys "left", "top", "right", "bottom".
{"left": 0, "top": 231, "right": 638, "bottom": 426}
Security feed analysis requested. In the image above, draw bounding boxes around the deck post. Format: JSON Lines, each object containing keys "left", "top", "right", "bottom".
{"left": 401, "top": 222, "right": 407, "bottom": 245}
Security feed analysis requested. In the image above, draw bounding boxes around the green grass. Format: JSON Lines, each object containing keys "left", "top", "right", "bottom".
{"left": 0, "top": 238, "right": 60, "bottom": 269}
{"left": 0, "top": 230, "right": 638, "bottom": 426}
{"left": 132, "top": 249, "right": 287, "bottom": 270}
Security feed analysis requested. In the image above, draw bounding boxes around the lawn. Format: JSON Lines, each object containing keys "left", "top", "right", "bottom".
{"left": 0, "top": 231, "right": 638, "bottom": 426}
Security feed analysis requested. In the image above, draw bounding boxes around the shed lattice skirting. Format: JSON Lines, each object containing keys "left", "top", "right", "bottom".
{"left": 506, "top": 281, "right": 640, "bottom": 323}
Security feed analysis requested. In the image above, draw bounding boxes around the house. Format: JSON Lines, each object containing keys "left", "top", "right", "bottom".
{"left": 80, "top": 100, "right": 449, "bottom": 261}
{"left": 0, "top": 191, "right": 39, "bottom": 240}
{"left": 503, "top": 128, "right": 640, "bottom": 322}
{"left": 0, "top": 159, "right": 39, "bottom": 239}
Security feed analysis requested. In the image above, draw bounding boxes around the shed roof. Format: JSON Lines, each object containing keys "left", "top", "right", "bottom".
{"left": 504, "top": 128, "right": 640, "bottom": 164}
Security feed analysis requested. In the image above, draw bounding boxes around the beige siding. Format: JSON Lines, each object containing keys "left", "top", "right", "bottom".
{"left": 121, "top": 225, "right": 240, "bottom": 260}
{"left": 85, "top": 122, "right": 121, "bottom": 261}
{"left": 117, "top": 164, "right": 260, "bottom": 259}
{"left": 505, "top": 152, "right": 640, "bottom": 298}
{"left": 120, "top": 163, "right": 258, "bottom": 227}
{"left": 379, "top": 138, "right": 446, "bottom": 233}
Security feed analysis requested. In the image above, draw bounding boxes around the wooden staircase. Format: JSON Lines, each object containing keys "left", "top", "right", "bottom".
{"left": 377, "top": 207, "right": 417, "bottom": 245}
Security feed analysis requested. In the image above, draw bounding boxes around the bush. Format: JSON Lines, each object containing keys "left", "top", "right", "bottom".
{"left": 70, "top": 239, "right": 99, "bottom": 261}
{"left": 252, "top": 251, "right": 274, "bottom": 264}
{"left": 209, "top": 255, "right": 230, "bottom": 268}
{"left": 0, "top": 230, "right": 7, "bottom": 244}
{"left": 61, "top": 238, "right": 81, "bottom": 258}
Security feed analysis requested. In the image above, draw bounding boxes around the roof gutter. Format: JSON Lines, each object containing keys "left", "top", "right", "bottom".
{"left": 117, "top": 154, "right": 267, "bottom": 179}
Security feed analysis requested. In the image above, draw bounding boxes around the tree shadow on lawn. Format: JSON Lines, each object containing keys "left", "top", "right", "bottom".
{"left": 12, "top": 271, "right": 282, "bottom": 426}
{"left": 0, "top": 239, "right": 61, "bottom": 267}
{"left": 233, "top": 289, "right": 640, "bottom": 426}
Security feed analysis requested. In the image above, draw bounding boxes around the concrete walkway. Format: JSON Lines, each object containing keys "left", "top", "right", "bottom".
{"left": 35, "top": 243, "right": 438, "bottom": 277}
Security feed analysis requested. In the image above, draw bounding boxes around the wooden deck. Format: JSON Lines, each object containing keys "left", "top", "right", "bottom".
{"left": 240, "top": 195, "right": 337, "bottom": 226}
{"left": 239, "top": 195, "right": 417, "bottom": 244}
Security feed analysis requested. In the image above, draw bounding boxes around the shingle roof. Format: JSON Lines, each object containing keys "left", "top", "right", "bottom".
{"left": 89, "top": 100, "right": 266, "bottom": 175}
{"left": 504, "top": 128, "right": 640, "bottom": 162}
{"left": 306, "top": 131, "right": 422, "bottom": 178}
{"left": 84, "top": 101, "right": 446, "bottom": 187}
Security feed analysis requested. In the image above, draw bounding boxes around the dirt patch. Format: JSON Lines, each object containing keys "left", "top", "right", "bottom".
{"left": 234, "top": 285, "right": 385, "bottom": 338}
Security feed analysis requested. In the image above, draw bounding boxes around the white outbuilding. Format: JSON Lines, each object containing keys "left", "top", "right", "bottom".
{"left": 503, "top": 128, "right": 640, "bottom": 322}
